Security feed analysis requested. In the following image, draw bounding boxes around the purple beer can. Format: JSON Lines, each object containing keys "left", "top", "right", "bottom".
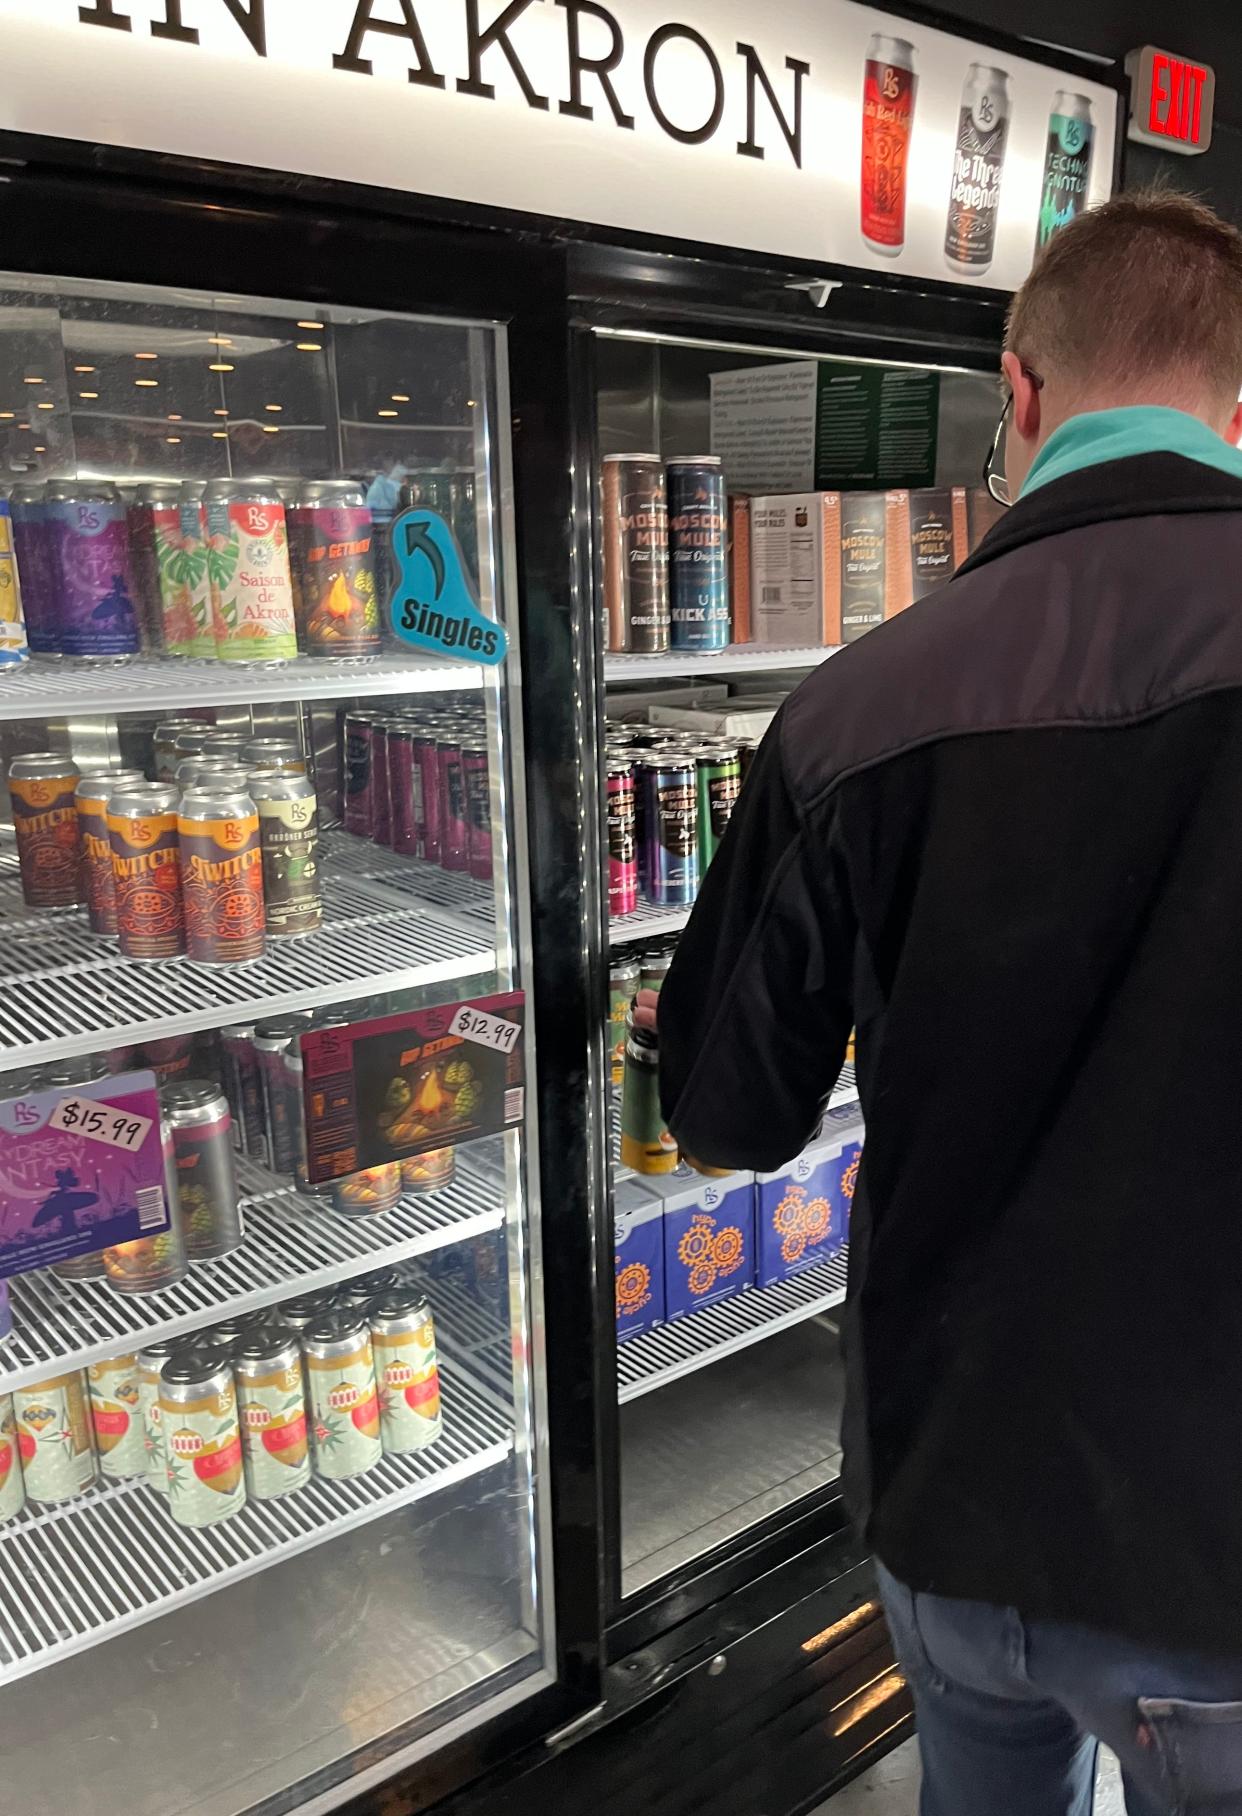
{"left": 642, "top": 756, "right": 699, "bottom": 907}
{"left": 438, "top": 734, "right": 467, "bottom": 873}
{"left": 370, "top": 720, "right": 392, "bottom": 848}
{"left": 9, "top": 484, "right": 60, "bottom": 658}
{"left": 387, "top": 724, "right": 420, "bottom": 855}
{"left": 343, "top": 711, "right": 377, "bottom": 837}
{"left": 414, "top": 732, "right": 441, "bottom": 863}
{"left": 46, "top": 482, "right": 139, "bottom": 659}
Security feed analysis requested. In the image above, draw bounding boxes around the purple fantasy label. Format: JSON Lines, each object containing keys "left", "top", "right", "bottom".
{"left": 0, "top": 1071, "right": 168, "bottom": 1277}
{"left": 48, "top": 500, "right": 139, "bottom": 656}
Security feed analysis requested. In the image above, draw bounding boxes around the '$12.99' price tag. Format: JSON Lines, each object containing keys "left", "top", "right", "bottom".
{"left": 48, "top": 1095, "right": 153, "bottom": 1153}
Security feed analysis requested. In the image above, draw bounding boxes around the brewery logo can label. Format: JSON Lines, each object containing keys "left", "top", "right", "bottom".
{"left": 602, "top": 455, "right": 670, "bottom": 653}
{"left": 945, "top": 65, "right": 1010, "bottom": 272}
{"left": 87, "top": 1354, "right": 147, "bottom": 1481}
{"left": 11, "top": 764, "right": 83, "bottom": 909}
{"left": 0, "top": 1395, "right": 26, "bottom": 1524}
{"left": 48, "top": 492, "right": 140, "bottom": 659}
{"left": 14, "top": 1372, "right": 98, "bottom": 1504}
{"left": 371, "top": 1305, "right": 443, "bottom": 1456}
{"left": 236, "top": 1352, "right": 312, "bottom": 1500}
{"left": 109, "top": 790, "right": 186, "bottom": 960}
{"left": 254, "top": 787, "right": 322, "bottom": 937}
{"left": 668, "top": 460, "right": 730, "bottom": 651}
{"left": 840, "top": 493, "right": 888, "bottom": 642}
{"left": 861, "top": 37, "right": 917, "bottom": 254}
{"left": 291, "top": 500, "right": 382, "bottom": 658}
{"left": 207, "top": 493, "right": 298, "bottom": 662}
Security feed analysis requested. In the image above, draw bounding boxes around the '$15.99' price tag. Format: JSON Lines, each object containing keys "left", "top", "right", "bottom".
{"left": 48, "top": 1095, "right": 153, "bottom": 1154}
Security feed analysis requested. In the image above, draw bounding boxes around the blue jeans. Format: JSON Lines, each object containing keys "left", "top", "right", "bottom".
{"left": 878, "top": 1563, "right": 1242, "bottom": 1814}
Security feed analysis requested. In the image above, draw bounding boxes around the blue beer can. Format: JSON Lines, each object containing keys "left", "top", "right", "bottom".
{"left": 642, "top": 757, "right": 699, "bottom": 906}
{"left": 668, "top": 456, "right": 730, "bottom": 651}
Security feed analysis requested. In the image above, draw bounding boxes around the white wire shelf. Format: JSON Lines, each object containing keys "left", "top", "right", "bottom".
{"left": 0, "top": 651, "right": 484, "bottom": 723}
{"left": 319, "top": 829, "right": 495, "bottom": 930}
{"left": 609, "top": 898, "right": 693, "bottom": 946}
{"left": 0, "top": 853, "right": 496, "bottom": 1067}
{"left": 617, "top": 1248, "right": 850, "bottom": 1404}
{"left": 605, "top": 645, "right": 840, "bottom": 682}
{"left": 0, "top": 1146, "right": 506, "bottom": 1395}
{"left": 0, "top": 1364, "right": 511, "bottom": 1688}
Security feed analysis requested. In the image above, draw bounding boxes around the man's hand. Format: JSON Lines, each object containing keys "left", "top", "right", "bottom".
{"left": 632, "top": 987, "right": 659, "bottom": 1034}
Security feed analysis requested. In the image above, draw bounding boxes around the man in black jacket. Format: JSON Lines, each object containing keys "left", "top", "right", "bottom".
{"left": 658, "top": 193, "right": 1242, "bottom": 1814}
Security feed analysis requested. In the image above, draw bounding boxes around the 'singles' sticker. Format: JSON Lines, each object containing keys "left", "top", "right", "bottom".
{"left": 388, "top": 509, "right": 508, "bottom": 667}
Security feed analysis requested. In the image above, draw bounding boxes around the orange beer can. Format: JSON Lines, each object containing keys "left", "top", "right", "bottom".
{"left": 108, "top": 784, "right": 186, "bottom": 959}
{"left": 178, "top": 781, "right": 266, "bottom": 965}
{"left": 9, "top": 752, "right": 83, "bottom": 908}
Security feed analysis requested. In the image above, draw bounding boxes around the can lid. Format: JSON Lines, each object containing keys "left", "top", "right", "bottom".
{"left": 220, "top": 1023, "right": 256, "bottom": 1040}
{"left": 178, "top": 777, "right": 255, "bottom": 810}
{"left": 234, "top": 1321, "right": 301, "bottom": 1365}
{"left": 254, "top": 1014, "right": 312, "bottom": 1039}
{"left": 160, "top": 1078, "right": 228, "bottom": 1114}
{"left": 8, "top": 751, "right": 77, "bottom": 779}
{"left": 110, "top": 783, "right": 178, "bottom": 813}
{"left": 137, "top": 1338, "right": 179, "bottom": 1365}
{"left": 602, "top": 452, "right": 661, "bottom": 463}
{"left": 369, "top": 1287, "right": 430, "bottom": 1321}
{"left": 303, "top": 1307, "right": 370, "bottom": 1346}
{"left": 160, "top": 1347, "right": 233, "bottom": 1388}
{"left": 667, "top": 455, "right": 723, "bottom": 467}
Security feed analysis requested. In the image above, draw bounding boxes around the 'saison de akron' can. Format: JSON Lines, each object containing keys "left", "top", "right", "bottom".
{"left": 204, "top": 482, "right": 297, "bottom": 662}
{"left": 159, "top": 1349, "right": 246, "bottom": 1528}
{"left": 602, "top": 454, "right": 669, "bottom": 654}
{"left": 668, "top": 457, "right": 730, "bottom": 651}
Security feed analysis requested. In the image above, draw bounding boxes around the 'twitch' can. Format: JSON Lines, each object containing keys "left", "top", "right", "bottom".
{"left": 178, "top": 783, "right": 267, "bottom": 965}
{"left": 109, "top": 783, "right": 185, "bottom": 959}
{"left": 945, "top": 64, "right": 1010, "bottom": 275}
{"left": 602, "top": 454, "right": 669, "bottom": 654}
{"left": 668, "top": 457, "right": 729, "bottom": 651}
{"left": 10, "top": 752, "right": 83, "bottom": 909}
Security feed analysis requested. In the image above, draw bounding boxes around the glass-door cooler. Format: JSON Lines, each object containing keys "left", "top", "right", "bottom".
{"left": 0, "top": 272, "right": 552, "bottom": 1814}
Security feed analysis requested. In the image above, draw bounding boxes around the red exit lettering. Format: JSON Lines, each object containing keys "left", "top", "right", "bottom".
{"left": 1148, "top": 53, "right": 1208, "bottom": 145}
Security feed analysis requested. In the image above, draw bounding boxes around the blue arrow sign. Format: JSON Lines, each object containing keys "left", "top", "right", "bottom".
{"left": 388, "top": 508, "right": 508, "bottom": 667}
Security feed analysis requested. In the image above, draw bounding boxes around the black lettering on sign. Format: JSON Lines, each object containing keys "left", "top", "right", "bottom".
{"left": 644, "top": 23, "right": 724, "bottom": 146}
{"left": 736, "top": 41, "right": 808, "bottom": 168}
{"left": 557, "top": 0, "right": 634, "bottom": 129}
{"left": 79, "top": 0, "right": 131, "bottom": 28}
{"left": 458, "top": 0, "right": 549, "bottom": 112}
{"left": 334, "top": 0, "right": 446, "bottom": 88}
{"left": 152, "top": 0, "right": 267, "bottom": 53}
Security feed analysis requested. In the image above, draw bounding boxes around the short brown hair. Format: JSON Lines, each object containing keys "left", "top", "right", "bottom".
{"left": 1006, "top": 191, "right": 1242, "bottom": 410}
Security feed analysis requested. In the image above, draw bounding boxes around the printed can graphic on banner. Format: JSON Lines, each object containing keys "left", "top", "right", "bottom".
{"left": 1036, "top": 92, "right": 1095, "bottom": 250}
{"left": 861, "top": 36, "right": 917, "bottom": 255}
{"left": 945, "top": 63, "right": 1011, "bottom": 274}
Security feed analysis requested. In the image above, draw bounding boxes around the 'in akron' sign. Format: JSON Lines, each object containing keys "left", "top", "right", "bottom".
{"left": 388, "top": 508, "right": 508, "bottom": 666}
{"left": 0, "top": 1, "right": 1118, "bottom": 291}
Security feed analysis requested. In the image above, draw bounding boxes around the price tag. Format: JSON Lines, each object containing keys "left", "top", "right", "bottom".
{"left": 449, "top": 1004, "right": 521, "bottom": 1054}
{"left": 48, "top": 1095, "right": 153, "bottom": 1153}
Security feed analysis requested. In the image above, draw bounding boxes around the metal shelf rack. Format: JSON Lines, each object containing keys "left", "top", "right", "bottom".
{"left": 0, "top": 1364, "right": 511, "bottom": 1688}
{"left": 605, "top": 646, "right": 840, "bottom": 682}
{"left": 617, "top": 1248, "right": 849, "bottom": 1404}
{"left": 0, "top": 652, "right": 483, "bottom": 723}
{"left": 0, "top": 1148, "right": 505, "bottom": 1395}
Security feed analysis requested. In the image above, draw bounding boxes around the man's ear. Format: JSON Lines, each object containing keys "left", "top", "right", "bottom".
{"left": 1002, "top": 351, "right": 1042, "bottom": 443}
{"left": 1226, "top": 398, "right": 1242, "bottom": 447}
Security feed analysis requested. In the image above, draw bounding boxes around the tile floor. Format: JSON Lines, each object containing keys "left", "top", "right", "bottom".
{"left": 819, "top": 1737, "right": 1126, "bottom": 1814}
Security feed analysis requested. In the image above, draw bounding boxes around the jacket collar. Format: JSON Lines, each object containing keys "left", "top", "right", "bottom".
{"left": 958, "top": 452, "right": 1242, "bottom": 579}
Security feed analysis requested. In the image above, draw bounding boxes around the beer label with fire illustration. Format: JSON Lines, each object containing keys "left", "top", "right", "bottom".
{"left": 300, "top": 991, "right": 526, "bottom": 1187}
{"left": 0, "top": 1072, "right": 168, "bottom": 1279}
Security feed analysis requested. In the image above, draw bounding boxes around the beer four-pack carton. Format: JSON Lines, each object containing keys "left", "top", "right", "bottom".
{"left": 614, "top": 1178, "right": 665, "bottom": 1341}
{"left": 748, "top": 492, "right": 842, "bottom": 646}
{"left": 644, "top": 1168, "right": 756, "bottom": 1321}
{"left": 755, "top": 1126, "right": 860, "bottom": 1288}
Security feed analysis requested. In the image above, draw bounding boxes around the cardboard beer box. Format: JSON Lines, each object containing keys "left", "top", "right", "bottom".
{"left": 967, "top": 484, "right": 1005, "bottom": 552}
{"left": 647, "top": 696, "right": 782, "bottom": 741}
{"left": 614, "top": 1178, "right": 665, "bottom": 1342}
{"left": 645, "top": 1168, "right": 756, "bottom": 1321}
{"left": 838, "top": 490, "right": 920, "bottom": 640}
{"left": 749, "top": 492, "right": 842, "bottom": 646}
{"left": 755, "top": 1126, "right": 860, "bottom": 1288}
{"left": 899, "top": 488, "right": 970, "bottom": 606}
{"left": 833, "top": 1137, "right": 863, "bottom": 1239}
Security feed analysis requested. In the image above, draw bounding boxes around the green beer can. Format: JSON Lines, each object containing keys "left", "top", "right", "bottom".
{"left": 695, "top": 746, "right": 741, "bottom": 873}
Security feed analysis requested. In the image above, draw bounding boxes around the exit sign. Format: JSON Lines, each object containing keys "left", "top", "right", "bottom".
{"left": 1126, "top": 46, "right": 1215, "bottom": 154}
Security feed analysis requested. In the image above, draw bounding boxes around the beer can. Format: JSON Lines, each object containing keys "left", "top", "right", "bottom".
{"left": 200, "top": 731, "right": 251, "bottom": 761}
{"left": 108, "top": 784, "right": 186, "bottom": 960}
{"left": 220, "top": 1024, "right": 266, "bottom": 1159}
{"left": 0, "top": 1282, "right": 10, "bottom": 1347}
{"left": 462, "top": 744, "right": 492, "bottom": 882}
{"left": 945, "top": 64, "right": 1011, "bottom": 274}
{"left": 45, "top": 481, "right": 140, "bottom": 660}
{"left": 178, "top": 782, "right": 266, "bottom": 964}
{"left": 336, "top": 1267, "right": 402, "bottom": 1311}
{"left": 127, "top": 482, "right": 182, "bottom": 655}
{"left": 283, "top": 1039, "right": 313, "bottom": 1190}
{"left": 606, "top": 760, "right": 638, "bottom": 917}
{"left": 414, "top": 730, "right": 442, "bottom": 861}
{"left": 387, "top": 723, "right": 420, "bottom": 855}
{"left": 1036, "top": 92, "right": 1094, "bottom": 251}
{"left": 861, "top": 35, "right": 917, "bottom": 255}
{"left": 290, "top": 480, "right": 382, "bottom": 658}
{"left": 0, "top": 496, "right": 27, "bottom": 665}
{"left": 9, "top": 752, "right": 83, "bottom": 909}
{"left": 438, "top": 735, "right": 467, "bottom": 871}
{"left": 333, "top": 1164, "right": 403, "bottom": 1219}
{"left": 14, "top": 1371, "right": 98, "bottom": 1504}
{"left": 137, "top": 1338, "right": 178, "bottom": 1493}
{"left": 619, "top": 1016, "right": 679, "bottom": 1174}
{"left": 240, "top": 737, "right": 305, "bottom": 775}
{"left": 609, "top": 955, "right": 641, "bottom": 1087}
{"left": 173, "top": 725, "right": 211, "bottom": 763}
{"left": 159, "top": 1349, "right": 246, "bottom": 1527}
{"left": 695, "top": 746, "right": 741, "bottom": 872}
{"left": 253, "top": 1015, "right": 310, "bottom": 1177}
{"left": 276, "top": 1291, "right": 337, "bottom": 1336}
{"left": 302, "top": 1309, "right": 383, "bottom": 1479}
{"left": 75, "top": 769, "right": 146, "bottom": 936}
{"left": 9, "top": 484, "right": 59, "bottom": 658}
{"left": 177, "top": 481, "right": 217, "bottom": 660}
{"left": 641, "top": 758, "right": 698, "bottom": 907}
{"left": 737, "top": 738, "right": 760, "bottom": 786}
{"left": 102, "top": 1113, "right": 189, "bottom": 1295}
{"left": 401, "top": 1148, "right": 456, "bottom": 1195}
{"left": 370, "top": 1289, "right": 442, "bottom": 1455}
{"left": 343, "top": 713, "right": 381, "bottom": 838}
{"left": 0, "top": 1395, "right": 26, "bottom": 1524}
{"left": 235, "top": 1324, "right": 312, "bottom": 1499}
{"left": 204, "top": 482, "right": 297, "bottom": 662}
{"left": 368, "top": 720, "right": 394, "bottom": 847}
{"left": 602, "top": 454, "right": 670, "bottom": 653}
{"left": 87, "top": 1352, "right": 146, "bottom": 1480}
{"left": 208, "top": 1310, "right": 267, "bottom": 1351}
{"left": 152, "top": 721, "right": 201, "bottom": 781}
{"left": 668, "top": 457, "right": 730, "bottom": 650}
{"left": 161, "top": 1079, "right": 244, "bottom": 1259}
{"left": 640, "top": 949, "right": 674, "bottom": 994}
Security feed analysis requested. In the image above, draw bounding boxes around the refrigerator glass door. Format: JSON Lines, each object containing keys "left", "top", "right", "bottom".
{"left": 0, "top": 274, "right": 552, "bottom": 1813}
